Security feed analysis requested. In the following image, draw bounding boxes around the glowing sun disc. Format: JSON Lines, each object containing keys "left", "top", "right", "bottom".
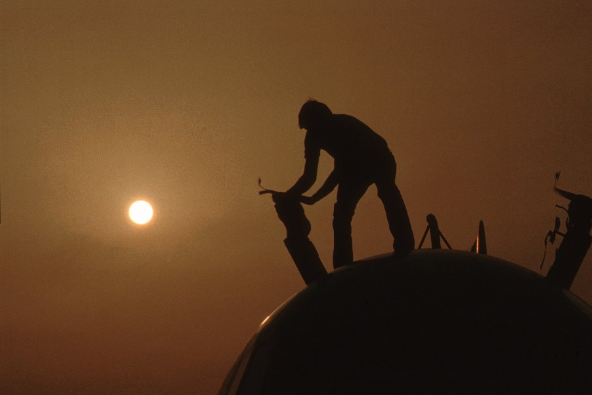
{"left": 129, "top": 200, "right": 154, "bottom": 225}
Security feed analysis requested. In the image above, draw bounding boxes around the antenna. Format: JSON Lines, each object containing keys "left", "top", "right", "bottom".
{"left": 545, "top": 173, "right": 592, "bottom": 289}
{"left": 419, "top": 214, "right": 487, "bottom": 255}
{"left": 418, "top": 214, "right": 452, "bottom": 249}
{"left": 469, "top": 221, "right": 487, "bottom": 255}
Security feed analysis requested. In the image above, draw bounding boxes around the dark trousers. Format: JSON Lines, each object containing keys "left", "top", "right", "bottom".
{"left": 332, "top": 169, "right": 415, "bottom": 268}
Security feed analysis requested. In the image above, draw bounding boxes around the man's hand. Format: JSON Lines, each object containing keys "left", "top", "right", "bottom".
{"left": 258, "top": 180, "right": 317, "bottom": 205}
{"left": 264, "top": 191, "right": 297, "bottom": 204}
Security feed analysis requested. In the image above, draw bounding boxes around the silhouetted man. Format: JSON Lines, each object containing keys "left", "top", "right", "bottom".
{"left": 286, "top": 100, "right": 415, "bottom": 268}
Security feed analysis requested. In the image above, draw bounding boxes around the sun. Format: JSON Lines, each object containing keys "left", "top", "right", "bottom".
{"left": 129, "top": 200, "right": 154, "bottom": 225}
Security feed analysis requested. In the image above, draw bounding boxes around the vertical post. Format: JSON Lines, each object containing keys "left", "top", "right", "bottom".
{"left": 272, "top": 194, "right": 327, "bottom": 285}
{"left": 476, "top": 220, "right": 487, "bottom": 255}
{"left": 546, "top": 193, "right": 592, "bottom": 289}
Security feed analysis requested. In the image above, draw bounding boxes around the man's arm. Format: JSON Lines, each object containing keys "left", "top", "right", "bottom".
{"left": 286, "top": 155, "right": 318, "bottom": 195}
{"left": 300, "top": 170, "right": 338, "bottom": 205}
{"left": 286, "top": 132, "right": 320, "bottom": 196}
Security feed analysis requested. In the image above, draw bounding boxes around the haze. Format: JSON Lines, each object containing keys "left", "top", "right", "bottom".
{"left": 1, "top": 1, "right": 591, "bottom": 394}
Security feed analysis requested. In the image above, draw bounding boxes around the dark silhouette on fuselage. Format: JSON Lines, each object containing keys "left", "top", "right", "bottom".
{"left": 284, "top": 100, "right": 414, "bottom": 268}
{"left": 546, "top": 174, "right": 592, "bottom": 289}
{"left": 271, "top": 193, "right": 327, "bottom": 284}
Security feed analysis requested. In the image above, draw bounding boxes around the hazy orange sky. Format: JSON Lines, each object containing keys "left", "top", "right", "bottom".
{"left": 2, "top": 1, "right": 591, "bottom": 394}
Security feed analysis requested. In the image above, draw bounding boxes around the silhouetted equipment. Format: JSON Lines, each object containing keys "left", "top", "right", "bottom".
{"left": 274, "top": 195, "right": 327, "bottom": 285}
{"left": 545, "top": 174, "right": 592, "bottom": 289}
{"left": 219, "top": 250, "right": 592, "bottom": 395}
{"left": 469, "top": 220, "right": 487, "bottom": 255}
{"left": 418, "top": 214, "right": 487, "bottom": 255}
{"left": 418, "top": 214, "right": 452, "bottom": 249}
{"left": 259, "top": 187, "right": 327, "bottom": 285}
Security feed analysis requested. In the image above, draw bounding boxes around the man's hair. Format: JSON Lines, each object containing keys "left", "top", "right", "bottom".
{"left": 298, "top": 100, "right": 332, "bottom": 129}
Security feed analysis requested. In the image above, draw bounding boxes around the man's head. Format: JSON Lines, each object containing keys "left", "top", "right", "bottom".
{"left": 298, "top": 100, "right": 332, "bottom": 130}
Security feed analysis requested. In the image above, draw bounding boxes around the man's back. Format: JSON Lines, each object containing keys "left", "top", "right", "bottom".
{"left": 305, "top": 114, "right": 395, "bottom": 177}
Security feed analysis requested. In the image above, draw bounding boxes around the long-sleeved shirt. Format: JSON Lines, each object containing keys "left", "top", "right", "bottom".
{"left": 304, "top": 114, "right": 396, "bottom": 182}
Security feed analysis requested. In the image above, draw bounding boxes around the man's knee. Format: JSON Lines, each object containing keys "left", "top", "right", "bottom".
{"left": 376, "top": 178, "right": 400, "bottom": 199}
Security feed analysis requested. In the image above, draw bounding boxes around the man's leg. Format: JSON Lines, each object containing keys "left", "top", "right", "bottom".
{"left": 333, "top": 182, "right": 370, "bottom": 269}
{"left": 375, "top": 177, "right": 415, "bottom": 256}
